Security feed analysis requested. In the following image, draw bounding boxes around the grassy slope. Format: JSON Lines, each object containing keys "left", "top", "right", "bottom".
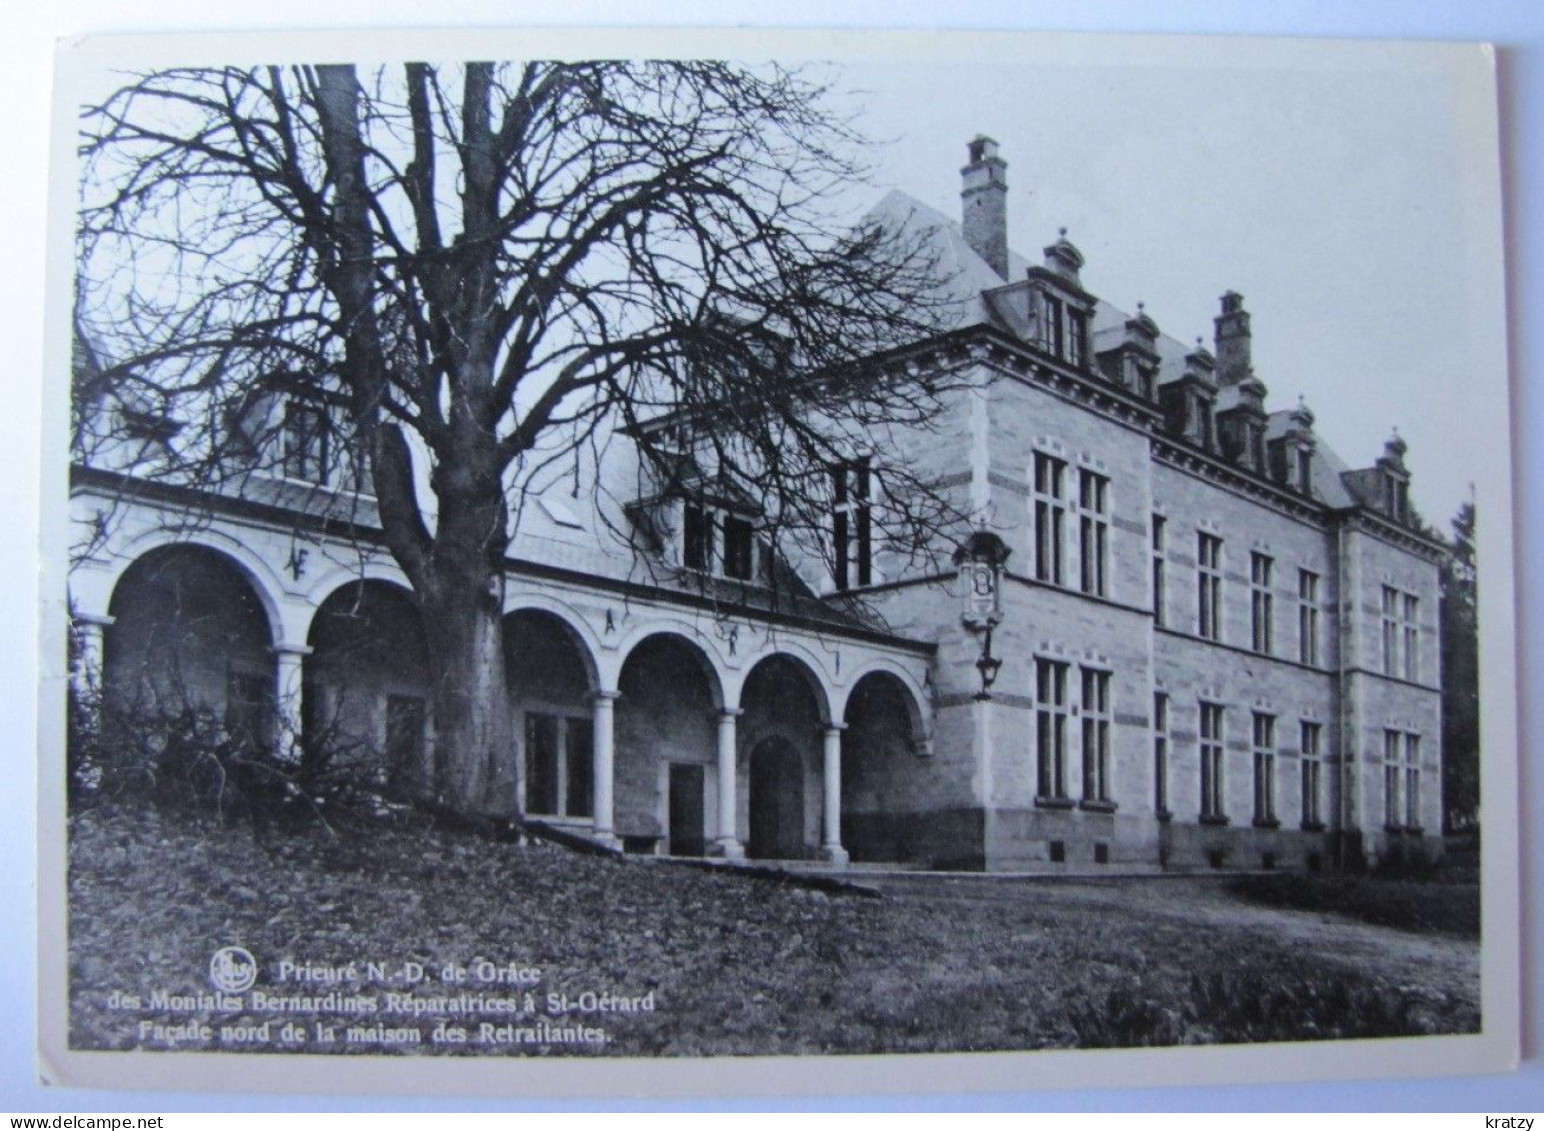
{"left": 67, "top": 802, "right": 1481, "bottom": 1056}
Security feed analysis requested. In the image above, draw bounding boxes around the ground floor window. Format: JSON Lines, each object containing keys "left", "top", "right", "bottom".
{"left": 1199, "top": 702, "right": 1224, "bottom": 820}
{"left": 1404, "top": 733, "right": 1422, "bottom": 829}
{"left": 1300, "top": 721, "right": 1322, "bottom": 827}
{"left": 1080, "top": 667, "right": 1111, "bottom": 803}
{"left": 1153, "top": 691, "right": 1169, "bottom": 817}
{"left": 525, "top": 710, "right": 594, "bottom": 819}
{"left": 1035, "top": 659, "right": 1069, "bottom": 800}
{"left": 1252, "top": 712, "right": 1276, "bottom": 825}
{"left": 1383, "top": 728, "right": 1402, "bottom": 828}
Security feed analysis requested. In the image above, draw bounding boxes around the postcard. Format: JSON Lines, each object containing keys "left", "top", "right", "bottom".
{"left": 37, "top": 25, "right": 1519, "bottom": 1098}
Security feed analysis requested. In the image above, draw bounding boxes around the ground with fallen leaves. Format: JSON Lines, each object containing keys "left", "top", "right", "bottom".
{"left": 67, "top": 801, "right": 1481, "bottom": 1056}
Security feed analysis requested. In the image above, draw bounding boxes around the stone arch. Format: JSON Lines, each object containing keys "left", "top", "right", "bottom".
{"left": 103, "top": 543, "right": 277, "bottom": 744}
{"left": 738, "top": 653, "right": 829, "bottom": 860}
{"left": 614, "top": 632, "right": 724, "bottom": 853}
{"left": 297, "top": 557, "right": 411, "bottom": 626}
{"left": 504, "top": 600, "right": 602, "bottom": 692}
{"left": 841, "top": 668, "right": 930, "bottom": 863}
{"left": 505, "top": 606, "right": 601, "bottom": 820}
{"left": 306, "top": 579, "right": 432, "bottom": 792}
{"left": 107, "top": 529, "right": 286, "bottom": 647}
{"left": 608, "top": 620, "right": 730, "bottom": 704}
{"left": 735, "top": 651, "right": 832, "bottom": 723}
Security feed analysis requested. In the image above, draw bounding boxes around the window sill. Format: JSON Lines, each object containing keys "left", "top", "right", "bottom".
{"left": 1252, "top": 817, "right": 1281, "bottom": 830}
{"left": 1386, "top": 824, "right": 1425, "bottom": 838}
{"left": 1199, "top": 813, "right": 1230, "bottom": 827}
{"left": 1078, "top": 799, "right": 1117, "bottom": 814}
{"left": 1155, "top": 809, "right": 1173, "bottom": 823}
{"left": 1300, "top": 820, "right": 1327, "bottom": 833}
{"left": 1034, "top": 796, "right": 1076, "bottom": 810}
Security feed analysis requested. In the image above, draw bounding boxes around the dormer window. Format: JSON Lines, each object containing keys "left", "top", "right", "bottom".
{"left": 681, "top": 501, "right": 766, "bottom": 583}
{"left": 1035, "top": 290, "right": 1090, "bottom": 370}
{"left": 722, "top": 513, "right": 755, "bottom": 581}
{"left": 683, "top": 502, "right": 712, "bottom": 571}
{"left": 1383, "top": 474, "right": 1410, "bottom": 523}
{"left": 281, "top": 402, "right": 329, "bottom": 483}
{"left": 1296, "top": 447, "right": 1313, "bottom": 494}
{"left": 1067, "top": 309, "right": 1089, "bottom": 370}
{"left": 1038, "top": 292, "right": 1065, "bottom": 358}
{"left": 1137, "top": 364, "right": 1156, "bottom": 400}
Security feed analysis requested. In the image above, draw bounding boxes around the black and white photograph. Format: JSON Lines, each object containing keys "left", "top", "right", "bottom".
{"left": 34, "top": 24, "right": 1520, "bottom": 1099}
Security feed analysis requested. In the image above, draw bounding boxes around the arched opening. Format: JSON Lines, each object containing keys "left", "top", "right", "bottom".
{"left": 842, "top": 669, "right": 925, "bottom": 862}
{"left": 306, "top": 580, "right": 430, "bottom": 792}
{"left": 105, "top": 544, "right": 275, "bottom": 748}
{"left": 505, "top": 608, "right": 597, "bottom": 821}
{"left": 748, "top": 735, "right": 805, "bottom": 859}
{"left": 616, "top": 633, "right": 720, "bottom": 855}
{"left": 740, "top": 654, "right": 826, "bottom": 860}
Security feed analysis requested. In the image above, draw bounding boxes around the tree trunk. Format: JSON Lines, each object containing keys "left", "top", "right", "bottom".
{"left": 418, "top": 575, "right": 514, "bottom": 816}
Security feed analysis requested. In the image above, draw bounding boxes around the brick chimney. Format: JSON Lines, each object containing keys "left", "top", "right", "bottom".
{"left": 961, "top": 136, "right": 1009, "bottom": 280}
{"left": 1213, "top": 290, "right": 1253, "bottom": 386}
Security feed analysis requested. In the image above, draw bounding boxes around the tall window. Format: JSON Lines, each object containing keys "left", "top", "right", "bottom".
{"left": 1153, "top": 691, "right": 1170, "bottom": 817}
{"left": 1402, "top": 594, "right": 1420, "bottom": 681}
{"left": 1067, "top": 308, "right": 1089, "bottom": 369}
{"left": 721, "top": 513, "right": 755, "bottom": 581}
{"left": 1296, "top": 447, "right": 1313, "bottom": 494}
{"left": 1252, "top": 712, "right": 1276, "bottom": 824}
{"left": 525, "top": 711, "right": 595, "bottom": 819}
{"left": 1200, "top": 702, "right": 1225, "bottom": 820}
{"left": 1300, "top": 721, "right": 1323, "bottom": 827}
{"left": 1151, "top": 515, "right": 1167, "bottom": 627}
{"left": 1250, "top": 553, "right": 1274, "bottom": 654}
{"left": 1080, "top": 667, "right": 1111, "bottom": 803}
{"left": 1381, "top": 586, "right": 1400, "bottom": 676}
{"left": 1197, "top": 532, "right": 1223, "bottom": 641}
{"left": 1033, "top": 453, "right": 1067, "bottom": 585}
{"left": 1035, "top": 659, "right": 1069, "bottom": 800}
{"left": 1039, "top": 292, "right": 1066, "bottom": 358}
{"left": 832, "top": 457, "right": 872, "bottom": 591}
{"left": 1298, "top": 569, "right": 1320, "bottom": 666}
{"left": 281, "top": 402, "right": 328, "bottom": 482}
{"left": 1078, "top": 470, "right": 1109, "bottom": 597}
{"left": 1383, "top": 728, "right": 1402, "bottom": 828}
{"left": 1404, "top": 733, "right": 1422, "bottom": 829}
{"left": 683, "top": 503, "right": 713, "bottom": 571}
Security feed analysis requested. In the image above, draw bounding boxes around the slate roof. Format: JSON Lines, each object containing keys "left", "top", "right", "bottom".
{"left": 863, "top": 188, "right": 1374, "bottom": 510}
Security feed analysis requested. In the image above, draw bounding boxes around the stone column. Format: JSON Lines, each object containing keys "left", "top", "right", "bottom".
{"left": 70, "top": 612, "right": 113, "bottom": 702}
{"left": 272, "top": 644, "right": 310, "bottom": 765}
{"left": 591, "top": 690, "right": 621, "bottom": 847}
{"left": 822, "top": 723, "right": 849, "bottom": 866}
{"left": 714, "top": 708, "right": 745, "bottom": 859}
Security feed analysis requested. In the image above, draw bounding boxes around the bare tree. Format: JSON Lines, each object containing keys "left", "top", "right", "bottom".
{"left": 76, "top": 61, "right": 960, "bottom": 814}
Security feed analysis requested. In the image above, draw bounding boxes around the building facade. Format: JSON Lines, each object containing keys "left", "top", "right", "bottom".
{"left": 67, "top": 137, "right": 1446, "bottom": 872}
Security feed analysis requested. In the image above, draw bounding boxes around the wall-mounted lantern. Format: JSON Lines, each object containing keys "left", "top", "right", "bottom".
{"left": 953, "top": 529, "right": 1011, "bottom": 701}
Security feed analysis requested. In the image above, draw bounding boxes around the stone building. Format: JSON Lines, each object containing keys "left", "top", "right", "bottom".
{"left": 67, "top": 137, "right": 1445, "bottom": 872}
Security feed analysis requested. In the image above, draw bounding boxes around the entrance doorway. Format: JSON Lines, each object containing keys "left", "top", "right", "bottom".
{"left": 668, "top": 763, "right": 706, "bottom": 857}
{"left": 748, "top": 736, "right": 805, "bottom": 859}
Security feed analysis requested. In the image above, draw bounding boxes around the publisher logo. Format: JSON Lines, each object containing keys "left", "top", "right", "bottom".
{"left": 209, "top": 946, "right": 257, "bottom": 993}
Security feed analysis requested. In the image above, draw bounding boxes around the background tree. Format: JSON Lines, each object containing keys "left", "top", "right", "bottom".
{"left": 1440, "top": 496, "right": 1479, "bottom": 833}
{"left": 76, "top": 62, "right": 958, "bottom": 814}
